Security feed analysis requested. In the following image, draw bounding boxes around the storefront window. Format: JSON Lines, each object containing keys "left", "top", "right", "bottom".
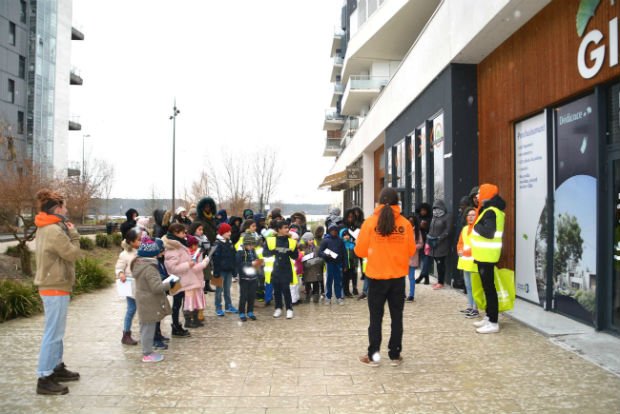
{"left": 418, "top": 124, "right": 426, "bottom": 200}
{"left": 408, "top": 137, "right": 415, "bottom": 212}
{"left": 386, "top": 148, "right": 393, "bottom": 187}
{"left": 431, "top": 112, "right": 445, "bottom": 201}
{"left": 395, "top": 139, "right": 406, "bottom": 188}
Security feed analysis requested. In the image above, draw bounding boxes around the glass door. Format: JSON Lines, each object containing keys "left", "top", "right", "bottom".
{"left": 612, "top": 158, "right": 620, "bottom": 331}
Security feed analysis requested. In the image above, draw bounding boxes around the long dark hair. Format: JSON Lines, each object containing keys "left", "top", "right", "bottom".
{"left": 377, "top": 188, "right": 399, "bottom": 237}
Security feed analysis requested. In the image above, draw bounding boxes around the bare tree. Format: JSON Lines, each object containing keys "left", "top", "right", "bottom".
{"left": 146, "top": 185, "right": 160, "bottom": 215}
{"left": 183, "top": 170, "right": 210, "bottom": 206}
{"left": 100, "top": 163, "right": 115, "bottom": 220}
{"left": 0, "top": 160, "right": 52, "bottom": 276}
{"left": 61, "top": 159, "right": 113, "bottom": 224}
{"left": 253, "top": 148, "right": 281, "bottom": 214}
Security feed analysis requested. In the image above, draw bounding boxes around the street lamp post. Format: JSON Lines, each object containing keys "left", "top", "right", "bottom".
{"left": 169, "top": 100, "right": 180, "bottom": 213}
{"left": 82, "top": 133, "right": 91, "bottom": 181}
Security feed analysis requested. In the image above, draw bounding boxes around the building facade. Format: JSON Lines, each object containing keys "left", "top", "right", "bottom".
{"left": 321, "top": 0, "right": 620, "bottom": 333}
{"left": 0, "top": 0, "right": 82, "bottom": 178}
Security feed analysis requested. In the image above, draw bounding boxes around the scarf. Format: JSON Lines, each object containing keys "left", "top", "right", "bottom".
{"left": 166, "top": 232, "right": 188, "bottom": 247}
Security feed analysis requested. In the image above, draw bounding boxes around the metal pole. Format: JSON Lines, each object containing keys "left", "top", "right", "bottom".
{"left": 170, "top": 100, "right": 180, "bottom": 213}
{"left": 81, "top": 134, "right": 90, "bottom": 181}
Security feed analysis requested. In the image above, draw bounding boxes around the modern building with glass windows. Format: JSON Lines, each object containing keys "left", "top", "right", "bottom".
{"left": 0, "top": 0, "right": 82, "bottom": 178}
{"left": 321, "top": 0, "right": 620, "bottom": 333}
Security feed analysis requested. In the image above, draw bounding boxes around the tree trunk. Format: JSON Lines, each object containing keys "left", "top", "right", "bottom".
{"left": 18, "top": 242, "right": 33, "bottom": 277}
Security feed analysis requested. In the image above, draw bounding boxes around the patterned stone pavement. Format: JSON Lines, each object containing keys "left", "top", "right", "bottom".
{"left": 1, "top": 282, "right": 619, "bottom": 414}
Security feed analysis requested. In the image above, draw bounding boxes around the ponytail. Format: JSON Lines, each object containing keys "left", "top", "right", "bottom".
{"left": 376, "top": 187, "right": 399, "bottom": 237}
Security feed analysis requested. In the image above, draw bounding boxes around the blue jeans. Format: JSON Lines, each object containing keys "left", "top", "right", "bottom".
{"left": 407, "top": 266, "right": 416, "bottom": 298}
{"left": 264, "top": 282, "right": 273, "bottom": 303}
{"left": 124, "top": 297, "right": 136, "bottom": 332}
{"left": 215, "top": 271, "right": 233, "bottom": 310}
{"left": 420, "top": 253, "right": 431, "bottom": 277}
{"left": 463, "top": 271, "right": 476, "bottom": 309}
{"left": 326, "top": 262, "right": 343, "bottom": 300}
{"left": 362, "top": 277, "right": 369, "bottom": 294}
{"left": 38, "top": 295, "right": 70, "bottom": 377}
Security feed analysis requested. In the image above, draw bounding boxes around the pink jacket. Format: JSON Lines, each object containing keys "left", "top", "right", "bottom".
{"left": 409, "top": 233, "right": 424, "bottom": 268}
{"left": 162, "top": 236, "right": 206, "bottom": 294}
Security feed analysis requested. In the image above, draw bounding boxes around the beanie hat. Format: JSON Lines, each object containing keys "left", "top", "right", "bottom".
{"left": 137, "top": 217, "right": 149, "bottom": 229}
{"left": 301, "top": 231, "right": 314, "bottom": 242}
{"left": 218, "top": 223, "right": 232, "bottom": 235}
{"left": 154, "top": 238, "right": 164, "bottom": 253}
{"left": 175, "top": 206, "right": 187, "bottom": 215}
{"left": 243, "top": 232, "right": 257, "bottom": 246}
{"left": 137, "top": 239, "right": 161, "bottom": 257}
{"left": 289, "top": 231, "right": 299, "bottom": 241}
{"left": 328, "top": 223, "right": 339, "bottom": 233}
{"left": 186, "top": 235, "right": 198, "bottom": 247}
{"left": 243, "top": 209, "right": 254, "bottom": 219}
{"left": 188, "top": 207, "right": 197, "bottom": 216}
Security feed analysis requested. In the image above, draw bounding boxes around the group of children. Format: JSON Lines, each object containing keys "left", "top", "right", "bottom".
{"left": 114, "top": 206, "right": 370, "bottom": 363}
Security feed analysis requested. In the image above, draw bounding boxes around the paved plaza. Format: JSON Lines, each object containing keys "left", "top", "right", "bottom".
{"left": 1, "top": 283, "right": 619, "bottom": 414}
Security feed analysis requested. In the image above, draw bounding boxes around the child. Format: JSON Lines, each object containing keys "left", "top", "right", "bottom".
{"left": 212, "top": 223, "right": 238, "bottom": 316}
{"left": 457, "top": 207, "right": 479, "bottom": 317}
{"left": 289, "top": 228, "right": 303, "bottom": 305}
{"left": 339, "top": 228, "right": 358, "bottom": 297}
{"left": 152, "top": 238, "right": 171, "bottom": 349}
{"left": 314, "top": 226, "right": 326, "bottom": 297}
{"left": 407, "top": 215, "right": 424, "bottom": 302}
{"left": 236, "top": 233, "right": 262, "bottom": 321}
{"left": 184, "top": 235, "right": 209, "bottom": 326}
{"left": 132, "top": 239, "right": 176, "bottom": 363}
{"left": 300, "top": 232, "right": 324, "bottom": 303}
{"left": 115, "top": 228, "right": 141, "bottom": 345}
{"left": 163, "top": 223, "right": 209, "bottom": 332}
{"left": 263, "top": 220, "right": 298, "bottom": 319}
{"left": 189, "top": 221, "right": 215, "bottom": 294}
{"left": 319, "top": 224, "right": 345, "bottom": 305}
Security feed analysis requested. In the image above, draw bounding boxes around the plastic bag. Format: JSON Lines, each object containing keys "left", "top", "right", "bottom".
{"left": 470, "top": 267, "right": 515, "bottom": 312}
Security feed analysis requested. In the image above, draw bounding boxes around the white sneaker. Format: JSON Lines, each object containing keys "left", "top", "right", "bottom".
{"left": 337, "top": 298, "right": 345, "bottom": 305}
{"left": 286, "top": 309, "right": 293, "bottom": 319}
{"left": 473, "top": 316, "right": 489, "bottom": 328}
{"left": 324, "top": 299, "right": 331, "bottom": 305}
{"left": 273, "top": 308, "right": 282, "bottom": 318}
{"left": 476, "top": 322, "right": 500, "bottom": 334}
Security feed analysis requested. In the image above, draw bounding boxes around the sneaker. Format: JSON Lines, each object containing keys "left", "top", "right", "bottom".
{"left": 286, "top": 309, "right": 294, "bottom": 319}
{"left": 36, "top": 375, "right": 69, "bottom": 395}
{"left": 51, "top": 363, "right": 80, "bottom": 382}
{"left": 142, "top": 353, "right": 164, "bottom": 363}
{"left": 432, "top": 283, "right": 444, "bottom": 290}
{"left": 239, "top": 313, "right": 247, "bottom": 322}
{"left": 476, "top": 322, "right": 500, "bottom": 334}
{"left": 465, "top": 309, "right": 480, "bottom": 319}
{"left": 460, "top": 308, "right": 473, "bottom": 314}
{"left": 153, "top": 340, "right": 168, "bottom": 350}
{"left": 473, "top": 316, "right": 490, "bottom": 327}
{"left": 247, "top": 312, "right": 257, "bottom": 320}
{"left": 273, "top": 308, "right": 282, "bottom": 318}
{"left": 155, "top": 333, "right": 170, "bottom": 342}
{"left": 171, "top": 324, "right": 190, "bottom": 337}
{"left": 324, "top": 299, "right": 331, "bottom": 305}
{"left": 216, "top": 309, "right": 225, "bottom": 317}
{"left": 390, "top": 356, "right": 404, "bottom": 367}
{"left": 406, "top": 296, "right": 414, "bottom": 302}
{"left": 226, "top": 306, "right": 239, "bottom": 314}
{"left": 357, "top": 293, "right": 367, "bottom": 300}
{"left": 337, "top": 298, "right": 345, "bottom": 305}
{"left": 232, "top": 277, "right": 238, "bottom": 283}
{"left": 358, "top": 354, "right": 379, "bottom": 367}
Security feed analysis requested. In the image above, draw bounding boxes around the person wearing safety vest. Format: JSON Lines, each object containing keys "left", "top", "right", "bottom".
{"left": 457, "top": 207, "right": 479, "bottom": 318}
{"left": 354, "top": 188, "right": 415, "bottom": 367}
{"left": 470, "top": 183, "right": 506, "bottom": 334}
{"left": 262, "top": 220, "right": 298, "bottom": 319}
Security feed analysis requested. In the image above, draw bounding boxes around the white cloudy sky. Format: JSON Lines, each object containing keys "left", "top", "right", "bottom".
{"left": 69, "top": 0, "right": 341, "bottom": 205}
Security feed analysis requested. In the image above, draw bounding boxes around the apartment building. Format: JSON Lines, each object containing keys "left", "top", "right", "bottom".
{"left": 321, "top": 0, "right": 620, "bottom": 333}
{"left": 0, "top": 0, "right": 83, "bottom": 178}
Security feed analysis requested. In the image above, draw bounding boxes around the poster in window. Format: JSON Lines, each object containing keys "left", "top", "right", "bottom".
{"left": 514, "top": 111, "right": 547, "bottom": 305}
{"left": 553, "top": 93, "right": 597, "bottom": 324}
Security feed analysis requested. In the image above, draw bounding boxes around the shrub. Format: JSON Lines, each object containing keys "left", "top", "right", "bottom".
{"left": 95, "top": 233, "right": 111, "bottom": 248}
{"left": 112, "top": 232, "right": 123, "bottom": 247}
{"left": 79, "top": 237, "right": 94, "bottom": 250}
{"left": 5, "top": 245, "right": 20, "bottom": 257}
{"left": 0, "top": 280, "right": 42, "bottom": 322}
{"left": 74, "top": 257, "right": 113, "bottom": 294}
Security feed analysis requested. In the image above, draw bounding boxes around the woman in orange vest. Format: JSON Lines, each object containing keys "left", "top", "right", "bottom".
{"left": 354, "top": 188, "right": 415, "bottom": 367}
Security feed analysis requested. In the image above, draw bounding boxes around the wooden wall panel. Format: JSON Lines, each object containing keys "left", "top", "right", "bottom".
{"left": 374, "top": 144, "right": 385, "bottom": 204}
{"left": 478, "top": 0, "right": 620, "bottom": 268}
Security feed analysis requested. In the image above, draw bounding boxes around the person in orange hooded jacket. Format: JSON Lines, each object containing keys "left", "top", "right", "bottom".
{"left": 354, "top": 188, "right": 415, "bottom": 367}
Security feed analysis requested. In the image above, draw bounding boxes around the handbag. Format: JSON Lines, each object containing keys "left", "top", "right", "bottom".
{"left": 471, "top": 267, "right": 516, "bottom": 312}
{"left": 211, "top": 275, "right": 223, "bottom": 288}
{"left": 424, "top": 243, "right": 431, "bottom": 255}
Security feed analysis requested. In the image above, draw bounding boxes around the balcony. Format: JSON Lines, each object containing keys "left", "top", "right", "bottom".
{"left": 68, "top": 116, "right": 81, "bottom": 131}
{"left": 323, "top": 109, "right": 344, "bottom": 131}
{"left": 323, "top": 137, "right": 342, "bottom": 157}
{"left": 71, "top": 26, "right": 84, "bottom": 40}
{"left": 70, "top": 67, "right": 83, "bottom": 85}
{"left": 340, "top": 75, "right": 389, "bottom": 116}
{"left": 330, "top": 54, "right": 344, "bottom": 82}
{"left": 330, "top": 27, "right": 345, "bottom": 57}
{"left": 330, "top": 82, "right": 344, "bottom": 107}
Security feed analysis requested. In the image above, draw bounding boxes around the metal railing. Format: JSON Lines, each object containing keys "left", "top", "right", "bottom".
{"left": 349, "top": 75, "right": 390, "bottom": 90}
{"left": 325, "top": 109, "right": 344, "bottom": 121}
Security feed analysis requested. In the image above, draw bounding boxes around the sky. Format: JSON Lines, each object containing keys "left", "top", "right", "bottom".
{"left": 68, "top": 0, "right": 341, "bottom": 206}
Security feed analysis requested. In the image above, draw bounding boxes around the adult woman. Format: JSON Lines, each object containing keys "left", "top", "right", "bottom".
{"left": 34, "top": 189, "right": 82, "bottom": 395}
{"left": 426, "top": 199, "right": 453, "bottom": 290}
{"left": 355, "top": 188, "right": 414, "bottom": 367}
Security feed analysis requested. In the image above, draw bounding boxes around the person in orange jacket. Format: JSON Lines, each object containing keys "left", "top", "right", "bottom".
{"left": 354, "top": 188, "right": 415, "bottom": 367}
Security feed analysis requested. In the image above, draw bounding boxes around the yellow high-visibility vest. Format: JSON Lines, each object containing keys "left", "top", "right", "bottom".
{"left": 457, "top": 227, "right": 478, "bottom": 272}
{"left": 264, "top": 237, "right": 297, "bottom": 285}
{"left": 470, "top": 206, "right": 505, "bottom": 263}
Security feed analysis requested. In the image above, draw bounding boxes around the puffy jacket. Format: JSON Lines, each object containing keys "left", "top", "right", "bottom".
{"left": 318, "top": 233, "right": 345, "bottom": 265}
{"left": 212, "top": 235, "right": 237, "bottom": 275}
{"left": 132, "top": 257, "right": 172, "bottom": 323}
{"left": 354, "top": 205, "right": 415, "bottom": 279}
{"left": 427, "top": 199, "right": 453, "bottom": 258}
{"left": 162, "top": 236, "right": 206, "bottom": 293}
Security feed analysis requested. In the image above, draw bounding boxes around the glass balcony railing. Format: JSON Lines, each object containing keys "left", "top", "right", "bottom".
{"left": 349, "top": 75, "right": 390, "bottom": 90}
{"left": 333, "top": 55, "right": 344, "bottom": 66}
{"left": 325, "top": 109, "right": 344, "bottom": 121}
{"left": 334, "top": 82, "right": 344, "bottom": 94}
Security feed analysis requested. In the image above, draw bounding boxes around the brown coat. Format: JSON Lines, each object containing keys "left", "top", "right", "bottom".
{"left": 132, "top": 257, "right": 171, "bottom": 323}
{"left": 34, "top": 221, "right": 81, "bottom": 292}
